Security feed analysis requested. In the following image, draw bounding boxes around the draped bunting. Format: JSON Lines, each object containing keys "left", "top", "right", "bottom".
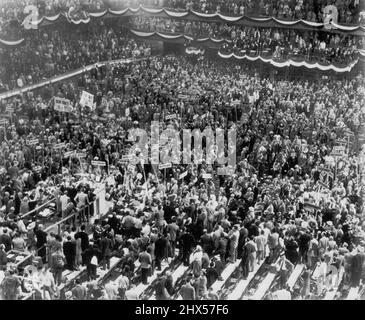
{"left": 218, "top": 51, "right": 360, "bottom": 73}
{"left": 185, "top": 47, "right": 205, "bottom": 55}
{"left": 0, "top": 38, "right": 25, "bottom": 46}
{"left": 1, "top": 5, "right": 364, "bottom": 45}
{"left": 130, "top": 29, "right": 227, "bottom": 43}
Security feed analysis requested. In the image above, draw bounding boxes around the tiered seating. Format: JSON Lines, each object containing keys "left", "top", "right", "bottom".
{"left": 227, "top": 260, "right": 264, "bottom": 300}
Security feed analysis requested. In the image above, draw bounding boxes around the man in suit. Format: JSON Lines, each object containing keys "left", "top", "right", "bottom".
{"left": 74, "top": 225, "right": 89, "bottom": 253}
{"left": 99, "top": 233, "right": 113, "bottom": 270}
{"left": 180, "top": 228, "right": 196, "bottom": 266}
{"left": 0, "top": 229, "right": 12, "bottom": 252}
{"left": 179, "top": 278, "right": 196, "bottom": 300}
{"left": 138, "top": 248, "right": 152, "bottom": 285}
{"left": 35, "top": 224, "right": 48, "bottom": 263}
{"left": 155, "top": 233, "right": 169, "bottom": 271}
{"left": 215, "top": 235, "right": 228, "bottom": 264}
{"left": 63, "top": 236, "right": 76, "bottom": 271}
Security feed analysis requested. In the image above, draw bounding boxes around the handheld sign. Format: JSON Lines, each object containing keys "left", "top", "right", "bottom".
{"left": 27, "top": 139, "right": 39, "bottom": 146}
{"left": 54, "top": 97, "right": 72, "bottom": 113}
{"left": 91, "top": 161, "right": 106, "bottom": 167}
{"left": 0, "top": 119, "right": 8, "bottom": 126}
{"left": 33, "top": 166, "right": 42, "bottom": 172}
{"left": 179, "top": 171, "right": 188, "bottom": 180}
{"left": 159, "top": 163, "right": 172, "bottom": 170}
{"left": 202, "top": 173, "right": 212, "bottom": 179}
{"left": 76, "top": 153, "right": 86, "bottom": 158}
{"left": 80, "top": 91, "right": 94, "bottom": 108}
{"left": 332, "top": 146, "right": 346, "bottom": 155}
{"left": 5, "top": 107, "right": 14, "bottom": 113}
{"left": 63, "top": 151, "right": 76, "bottom": 158}
{"left": 127, "top": 164, "right": 135, "bottom": 172}
{"left": 165, "top": 114, "right": 177, "bottom": 120}
{"left": 53, "top": 142, "right": 66, "bottom": 150}
{"left": 122, "top": 154, "right": 132, "bottom": 161}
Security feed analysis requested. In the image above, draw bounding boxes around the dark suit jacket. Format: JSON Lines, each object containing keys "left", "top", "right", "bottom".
{"left": 63, "top": 241, "right": 76, "bottom": 258}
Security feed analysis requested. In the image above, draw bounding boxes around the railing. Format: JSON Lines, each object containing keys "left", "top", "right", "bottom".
{"left": 20, "top": 197, "right": 56, "bottom": 219}
{"left": 0, "top": 57, "right": 150, "bottom": 100}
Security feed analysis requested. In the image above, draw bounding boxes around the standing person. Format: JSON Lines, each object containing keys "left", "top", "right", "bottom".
{"left": 350, "top": 246, "right": 365, "bottom": 287}
{"left": 63, "top": 236, "right": 76, "bottom": 271}
{"left": 179, "top": 278, "right": 196, "bottom": 300}
{"left": 35, "top": 225, "right": 48, "bottom": 264}
{"left": 46, "top": 233, "right": 61, "bottom": 269}
{"left": 72, "top": 279, "right": 87, "bottom": 300}
{"left": 0, "top": 269, "right": 21, "bottom": 300}
{"left": 82, "top": 244, "right": 98, "bottom": 281}
{"left": 308, "top": 235, "right": 319, "bottom": 268}
{"left": 167, "top": 218, "right": 179, "bottom": 257}
{"left": 51, "top": 248, "right": 65, "bottom": 287}
{"left": 155, "top": 233, "right": 169, "bottom": 271}
{"left": 0, "top": 229, "right": 12, "bottom": 252}
{"left": 245, "top": 236, "right": 257, "bottom": 272}
{"left": 99, "top": 233, "right": 113, "bottom": 270}
{"left": 206, "top": 261, "right": 219, "bottom": 288}
{"left": 38, "top": 265, "right": 56, "bottom": 300}
{"left": 276, "top": 252, "right": 294, "bottom": 290}
{"left": 240, "top": 239, "right": 250, "bottom": 279}
{"left": 116, "top": 270, "right": 130, "bottom": 300}
{"left": 138, "top": 247, "right": 152, "bottom": 285}
{"left": 75, "top": 235, "right": 83, "bottom": 269}
{"left": 255, "top": 230, "right": 266, "bottom": 263}
{"left": 60, "top": 191, "right": 70, "bottom": 219}
{"left": 215, "top": 234, "right": 228, "bottom": 264}
{"left": 75, "top": 225, "right": 89, "bottom": 261}
{"left": 268, "top": 228, "right": 280, "bottom": 264}
{"left": 285, "top": 236, "right": 299, "bottom": 265}
{"left": 227, "top": 225, "right": 239, "bottom": 263}
{"left": 301, "top": 266, "right": 311, "bottom": 299}
{"left": 190, "top": 246, "right": 203, "bottom": 278}
{"left": 0, "top": 244, "right": 8, "bottom": 270}
{"left": 74, "top": 187, "right": 89, "bottom": 222}
{"left": 298, "top": 231, "right": 311, "bottom": 264}
{"left": 180, "top": 228, "right": 196, "bottom": 266}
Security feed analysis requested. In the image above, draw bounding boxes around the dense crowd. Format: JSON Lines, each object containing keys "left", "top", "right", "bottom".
{"left": 131, "top": 16, "right": 363, "bottom": 64}
{"left": 0, "top": 0, "right": 364, "bottom": 42}
{"left": 0, "top": 48, "right": 364, "bottom": 299}
{"left": 0, "top": 22, "right": 151, "bottom": 92}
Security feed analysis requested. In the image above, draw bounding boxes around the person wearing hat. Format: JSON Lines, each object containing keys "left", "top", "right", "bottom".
{"left": 206, "top": 260, "right": 219, "bottom": 288}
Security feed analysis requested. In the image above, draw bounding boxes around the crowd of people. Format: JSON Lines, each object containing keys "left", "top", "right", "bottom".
{"left": 0, "top": 43, "right": 364, "bottom": 299}
{"left": 0, "top": 22, "right": 151, "bottom": 92}
{"left": 0, "top": 0, "right": 364, "bottom": 42}
{"left": 131, "top": 16, "right": 362, "bottom": 64}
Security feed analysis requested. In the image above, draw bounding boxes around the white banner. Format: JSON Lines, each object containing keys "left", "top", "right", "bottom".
{"left": 54, "top": 97, "right": 73, "bottom": 113}
{"left": 80, "top": 91, "right": 94, "bottom": 108}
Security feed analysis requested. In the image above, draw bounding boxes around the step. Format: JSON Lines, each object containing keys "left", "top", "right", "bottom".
{"left": 96, "top": 257, "right": 120, "bottom": 281}
{"left": 287, "top": 264, "right": 304, "bottom": 290}
{"left": 210, "top": 259, "right": 241, "bottom": 294}
{"left": 149, "top": 264, "right": 189, "bottom": 300}
{"left": 133, "top": 260, "right": 170, "bottom": 298}
{"left": 323, "top": 267, "right": 345, "bottom": 300}
{"left": 249, "top": 272, "right": 276, "bottom": 300}
{"left": 227, "top": 259, "right": 264, "bottom": 300}
{"left": 346, "top": 286, "right": 359, "bottom": 300}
